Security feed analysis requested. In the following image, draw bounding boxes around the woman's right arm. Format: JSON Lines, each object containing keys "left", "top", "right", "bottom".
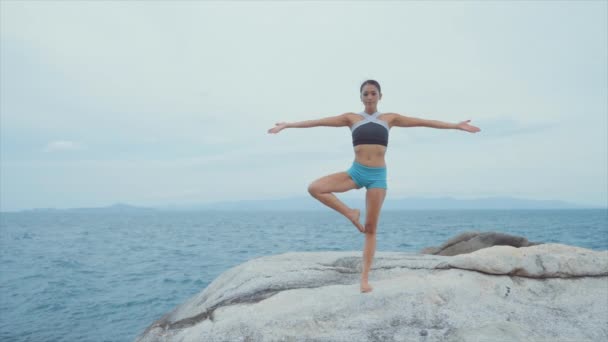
{"left": 267, "top": 113, "right": 352, "bottom": 134}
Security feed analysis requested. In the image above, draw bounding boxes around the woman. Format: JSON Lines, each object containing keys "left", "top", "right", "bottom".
{"left": 267, "top": 80, "right": 480, "bottom": 293}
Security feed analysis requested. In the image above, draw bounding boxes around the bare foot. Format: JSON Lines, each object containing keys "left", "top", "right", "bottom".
{"left": 360, "top": 282, "right": 373, "bottom": 293}
{"left": 347, "top": 208, "right": 365, "bottom": 233}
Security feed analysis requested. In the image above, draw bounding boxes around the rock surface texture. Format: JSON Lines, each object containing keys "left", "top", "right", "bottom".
{"left": 419, "top": 231, "right": 541, "bottom": 256}
{"left": 135, "top": 240, "right": 608, "bottom": 342}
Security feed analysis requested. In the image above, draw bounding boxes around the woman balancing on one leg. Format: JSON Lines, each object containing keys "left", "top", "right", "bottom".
{"left": 267, "top": 80, "right": 481, "bottom": 293}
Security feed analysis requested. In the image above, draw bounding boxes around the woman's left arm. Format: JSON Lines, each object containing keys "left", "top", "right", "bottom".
{"left": 386, "top": 113, "right": 481, "bottom": 133}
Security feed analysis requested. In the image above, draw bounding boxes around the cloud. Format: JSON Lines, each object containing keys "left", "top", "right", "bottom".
{"left": 1, "top": 1, "right": 605, "bottom": 211}
{"left": 43, "top": 140, "right": 86, "bottom": 152}
{"left": 475, "top": 118, "right": 557, "bottom": 138}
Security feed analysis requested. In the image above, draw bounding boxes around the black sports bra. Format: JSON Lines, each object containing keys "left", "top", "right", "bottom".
{"left": 350, "top": 111, "right": 389, "bottom": 147}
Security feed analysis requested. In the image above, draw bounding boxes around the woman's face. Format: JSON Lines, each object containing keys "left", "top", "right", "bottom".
{"left": 360, "top": 84, "right": 381, "bottom": 106}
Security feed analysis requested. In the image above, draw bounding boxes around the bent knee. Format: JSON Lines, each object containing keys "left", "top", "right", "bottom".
{"left": 308, "top": 183, "right": 322, "bottom": 196}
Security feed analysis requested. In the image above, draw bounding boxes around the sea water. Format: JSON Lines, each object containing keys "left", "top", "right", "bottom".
{"left": 1, "top": 209, "right": 606, "bottom": 341}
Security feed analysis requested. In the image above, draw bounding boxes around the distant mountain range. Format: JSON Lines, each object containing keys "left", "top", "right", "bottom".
{"left": 17, "top": 203, "right": 156, "bottom": 214}
{"left": 173, "top": 196, "right": 600, "bottom": 211}
{"left": 6, "top": 197, "right": 604, "bottom": 213}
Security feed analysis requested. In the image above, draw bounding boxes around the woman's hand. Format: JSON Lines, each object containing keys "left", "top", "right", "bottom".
{"left": 268, "top": 122, "right": 288, "bottom": 134}
{"left": 457, "top": 120, "right": 481, "bottom": 133}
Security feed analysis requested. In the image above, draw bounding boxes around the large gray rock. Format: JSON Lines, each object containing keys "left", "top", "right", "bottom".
{"left": 419, "top": 231, "right": 541, "bottom": 256}
{"left": 135, "top": 243, "right": 608, "bottom": 342}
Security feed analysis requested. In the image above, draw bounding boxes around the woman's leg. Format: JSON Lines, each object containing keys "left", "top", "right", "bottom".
{"left": 361, "top": 187, "right": 386, "bottom": 293}
{"left": 308, "top": 172, "right": 365, "bottom": 233}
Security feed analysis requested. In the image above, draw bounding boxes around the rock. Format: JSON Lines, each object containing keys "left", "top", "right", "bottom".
{"left": 419, "top": 231, "right": 541, "bottom": 256}
{"left": 135, "top": 240, "right": 608, "bottom": 342}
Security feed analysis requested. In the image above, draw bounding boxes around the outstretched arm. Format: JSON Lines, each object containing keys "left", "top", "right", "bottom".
{"left": 267, "top": 113, "right": 351, "bottom": 134}
{"left": 388, "top": 113, "right": 480, "bottom": 133}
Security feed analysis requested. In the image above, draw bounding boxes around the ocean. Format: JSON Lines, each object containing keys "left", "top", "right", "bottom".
{"left": 0, "top": 209, "right": 606, "bottom": 341}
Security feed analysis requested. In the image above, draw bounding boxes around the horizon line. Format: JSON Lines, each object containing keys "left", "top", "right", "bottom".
{"left": 1, "top": 195, "right": 606, "bottom": 213}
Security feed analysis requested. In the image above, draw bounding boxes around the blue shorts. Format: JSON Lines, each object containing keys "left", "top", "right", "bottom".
{"left": 346, "top": 161, "right": 387, "bottom": 189}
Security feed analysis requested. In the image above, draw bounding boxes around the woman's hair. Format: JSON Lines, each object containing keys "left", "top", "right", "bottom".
{"left": 360, "top": 79, "right": 381, "bottom": 94}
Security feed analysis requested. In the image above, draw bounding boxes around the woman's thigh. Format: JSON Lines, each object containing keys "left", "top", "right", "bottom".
{"left": 309, "top": 172, "right": 360, "bottom": 194}
{"left": 365, "top": 188, "right": 387, "bottom": 232}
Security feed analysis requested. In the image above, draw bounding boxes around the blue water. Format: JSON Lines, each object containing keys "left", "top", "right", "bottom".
{"left": 1, "top": 209, "right": 606, "bottom": 341}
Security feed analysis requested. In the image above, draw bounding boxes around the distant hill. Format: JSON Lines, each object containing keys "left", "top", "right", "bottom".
{"left": 6, "top": 197, "right": 602, "bottom": 214}
{"left": 18, "top": 203, "right": 156, "bottom": 214}
{"left": 165, "top": 196, "right": 599, "bottom": 211}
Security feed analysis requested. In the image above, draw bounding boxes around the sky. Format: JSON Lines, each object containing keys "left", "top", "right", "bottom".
{"left": 1, "top": 0, "right": 607, "bottom": 211}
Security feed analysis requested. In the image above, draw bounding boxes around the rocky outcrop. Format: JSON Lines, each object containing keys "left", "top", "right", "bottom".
{"left": 135, "top": 241, "right": 608, "bottom": 342}
{"left": 419, "top": 231, "right": 541, "bottom": 256}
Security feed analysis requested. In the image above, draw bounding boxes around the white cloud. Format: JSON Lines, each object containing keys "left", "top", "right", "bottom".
{"left": 0, "top": 1, "right": 606, "bottom": 210}
{"left": 43, "top": 140, "right": 86, "bottom": 152}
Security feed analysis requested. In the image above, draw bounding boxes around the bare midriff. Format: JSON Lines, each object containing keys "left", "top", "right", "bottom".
{"left": 354, "top": 144, "right": 387, "bottom": 167}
